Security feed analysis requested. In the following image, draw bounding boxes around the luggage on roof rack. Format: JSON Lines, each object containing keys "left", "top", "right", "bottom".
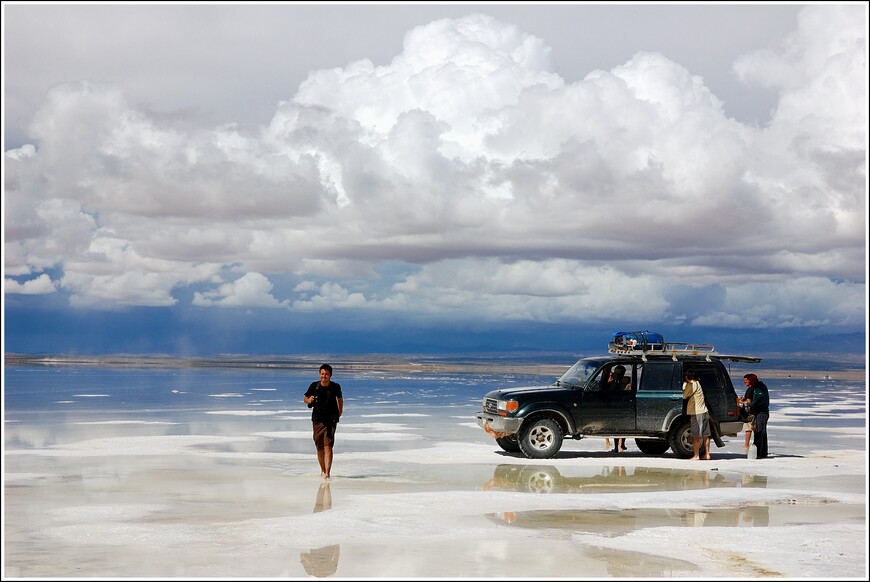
{"left": 608, "top": 330, "right": 720, "bottom": 358}
{"left": 609, "top": 330, "right": 665, "bottom": 353}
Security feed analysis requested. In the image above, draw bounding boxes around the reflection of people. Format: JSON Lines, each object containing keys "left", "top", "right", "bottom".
{"left": 742, "top": 374, "right": 770, "bottom": 459}
{"left": 682, "top": 368, "right": 710, "bottom": 460}
{"left": 300, "top": 544, "right": 340, "bottom": 578}
{"left": 299, "top": 482, "right": 340, "bottom": 577}
{"left": 303, "top": 364, "right": 344, "bottom": 479}
{"left": 313, "top": 481, "right": 332, "bottom": 512}
{"left": 604, "top": 366, "right": 629, "bottom": 452}
{"left": 602, "top": 465, "right": 627, "bottom": 477}
{"left": 687, "top": 510, "right": 709, "bottom": 527}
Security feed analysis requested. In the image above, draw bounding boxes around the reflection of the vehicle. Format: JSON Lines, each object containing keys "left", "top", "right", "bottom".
{"left": 483, "top": 464, "right": 768, "bottom": 494}
{"left": 299, "top": 482, "right": 340, "bottom": 577}
{"left": 487, "top": 505, "right": 770, "bottom": 532}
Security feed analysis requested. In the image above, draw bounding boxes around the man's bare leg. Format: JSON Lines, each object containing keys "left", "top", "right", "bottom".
{"left": 317, "top": 448, "right": 327, "bottom": 477}
{"left": 323, "top": 446, "right": 333, "bottom": 479}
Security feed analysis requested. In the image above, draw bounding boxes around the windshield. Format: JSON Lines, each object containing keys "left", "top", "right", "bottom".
{"left": 557, "top": 357, "right": 609, "bottom": 388}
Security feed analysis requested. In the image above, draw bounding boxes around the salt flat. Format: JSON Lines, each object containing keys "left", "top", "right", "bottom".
{"left": 3, "top": 364, "right": 867, "bottom": 579}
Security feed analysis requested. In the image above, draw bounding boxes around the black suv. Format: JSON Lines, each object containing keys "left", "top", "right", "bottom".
{"left": 475, "top": 331, "right": 760, "bottom": 459}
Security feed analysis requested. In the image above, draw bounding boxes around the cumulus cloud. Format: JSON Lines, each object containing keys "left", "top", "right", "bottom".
{"left": 193, "top": 272, "right": 289, "bottom": 308}
{"left": 4, "top": 273, "right": 56, "bottom": 295}
{"left": 3, "top": 7, "right": 866, "bottom": 331}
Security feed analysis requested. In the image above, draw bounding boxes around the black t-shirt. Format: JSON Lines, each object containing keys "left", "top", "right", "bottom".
{"left": 304, "top": 380, "right": 343, "bottom": 423}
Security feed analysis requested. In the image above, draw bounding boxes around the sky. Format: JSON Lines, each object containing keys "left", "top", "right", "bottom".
{"left": 2, "top": 3, "right": 868, "bottom": 356}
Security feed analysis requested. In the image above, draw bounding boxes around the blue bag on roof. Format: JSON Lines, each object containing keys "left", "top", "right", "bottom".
{"left": 611, "top": 330, "right": 665, "bottom": 351}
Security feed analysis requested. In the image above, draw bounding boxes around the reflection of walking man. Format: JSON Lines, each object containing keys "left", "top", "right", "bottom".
{"left": 313, "top": 481, "right": 332, "bottom": 512}
{"left": 300, "top": 545, "right": 340, "bottom": 578}
{"left": 303, "top": 364, "right": 344, "bottom": 479}
{"left": 300, "top": 482, "right": 340, "bottom": 577}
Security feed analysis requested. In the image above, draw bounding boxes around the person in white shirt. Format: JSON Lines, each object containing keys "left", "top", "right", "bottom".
{"left": 682, "top": 368, "right": 710, "bottom": 460}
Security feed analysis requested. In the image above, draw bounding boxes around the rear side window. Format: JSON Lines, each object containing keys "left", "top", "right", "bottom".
{"left": 688, "top": 364, "right": 720, "bottom": 391}
{"left": 639, "top": 362, "right": 679, "bottom": 392}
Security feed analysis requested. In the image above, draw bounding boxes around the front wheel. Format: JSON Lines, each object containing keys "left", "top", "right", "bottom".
{"left": 495, "top": 435, "right": 521, "bottom": 453}
{"left": 668, "top": 419, "right": 694, "bottom": 459}
{"left": 635, "top": 438, "right": 670, "bottom": 455}
{"left": 519, "top": 466, "right": 561, "bottom": 494}
{"left": 518, "top": 417, "right": 563, "bottom": 459}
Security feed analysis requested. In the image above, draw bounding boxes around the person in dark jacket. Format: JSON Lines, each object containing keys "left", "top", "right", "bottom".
{"left": 604, "top": 365, "right": 629, "bottom": 453}
{"left": 738, "top": 382, "right": 756, "bottom": 454}
{"left": 303, "top": 364, "right": 344, "bottom": 479}
{"left": 742, "top": 373, "right": 770, "bottom": 459}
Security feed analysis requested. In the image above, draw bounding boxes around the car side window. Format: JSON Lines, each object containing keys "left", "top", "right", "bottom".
{"left": 692, "top": 365, "right": 720, "bottom": 391}
{"left": 622, "top": 364, "right": 635, "bottom": 390}
{"left": 588, "top": 364, "right": 631, "bottom": 391}
{"left": 639, "top": 362, "right": 679, "bottom": 391}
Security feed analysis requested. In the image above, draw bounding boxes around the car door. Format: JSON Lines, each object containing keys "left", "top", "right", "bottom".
{"left": 635, "top": 361, "right": 681, "bottom": 432}
{"left": 578, "top": 362, "right": 637, "bottom": 433}
{"left": 686, "top": 362, "right": 730, "bottom": 422}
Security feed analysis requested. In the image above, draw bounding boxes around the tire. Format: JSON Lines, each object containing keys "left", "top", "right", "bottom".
{"left": 518, "top": 417, "right": 563, "bottom": 459}
{"left": 668, "top": 419, "right": 694, "bottom": 459}
{"left": 495, "top": 435, "right": 521, "bottom": 453}
{"left": 635, "top": 438, "right": 670, "bottom": 455}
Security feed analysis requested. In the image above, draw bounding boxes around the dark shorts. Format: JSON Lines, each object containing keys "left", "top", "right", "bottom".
{"left": 690, "top": 413, "right": 710, "bottom": 437}
{"left": 312, "top": 420, "right": 337, "bottom": 449}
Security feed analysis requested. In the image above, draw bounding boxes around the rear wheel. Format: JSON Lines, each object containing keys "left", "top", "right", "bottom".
{"left": 668, "top": 419, "right": 693, "bottom": 459}
{"left": 635, "top": 438, "right": 670, "bottom": 455}
{"left": 518, "top": 417, "right": 563, "bottom": 459}
{"left": 495, "top": 435, "right": 521, "bottom": 453}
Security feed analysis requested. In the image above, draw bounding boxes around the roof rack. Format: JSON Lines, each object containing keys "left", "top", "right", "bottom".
{"left": 607, "top": 330, "right": 721, "bottom": 360}
{"left": 607, "top": 330, "right": 759, "bottom": 362}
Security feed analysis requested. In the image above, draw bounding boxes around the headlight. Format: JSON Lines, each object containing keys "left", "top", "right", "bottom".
{"left": 497, "top": 400, "right": 519, "bottom": 413}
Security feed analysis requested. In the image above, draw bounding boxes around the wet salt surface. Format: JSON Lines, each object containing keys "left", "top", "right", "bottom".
{"left": 3, "top": 365, "right": 867, "bottom": 578}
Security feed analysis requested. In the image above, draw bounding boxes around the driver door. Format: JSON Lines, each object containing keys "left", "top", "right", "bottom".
{"left": 578, "top": 363, "right": 637, "bottom": 433}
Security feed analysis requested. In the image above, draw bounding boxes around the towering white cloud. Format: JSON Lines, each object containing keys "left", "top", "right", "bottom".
{"left": 4, "top": 7, "right": 866, "bottom": 329}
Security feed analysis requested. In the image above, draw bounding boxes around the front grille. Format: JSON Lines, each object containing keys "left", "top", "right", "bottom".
{"left": 484, "top": 398, "right": 498, "bottom": 414}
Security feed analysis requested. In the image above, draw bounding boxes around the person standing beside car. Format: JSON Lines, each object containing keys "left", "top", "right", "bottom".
{"left": 738, "top": 382, "right": 756, "bottom": 455}
{"left": 742, "top": 373, "right": 770, "bottom": 459}
{"left": 303, "top": 364, "right": 344, "bottom": 479}
{"left": 682, "top": 368, "right": 710, "bottom": 460}
{"left": 604, "top": 366, "right": 629, "bottom": 453}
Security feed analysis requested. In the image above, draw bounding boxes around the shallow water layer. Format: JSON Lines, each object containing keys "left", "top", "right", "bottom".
{"left": 3, "top": 364, "right": 867, "bottom": 578}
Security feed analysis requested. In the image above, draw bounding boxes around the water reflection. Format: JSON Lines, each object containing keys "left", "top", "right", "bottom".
{"left": 585, "top": 546, "right": 699, "bottom": 577}
{"left": 300, "top": 545, "right": 340, "bottom": 578}
{"left": 299, "top": 482, "right": 340, "bottom": 577}
{"left": 486, "top": 505, "right": 771, "bottom": 532}
{"left": 313, "top": 481, "right": 333, "bottom": 513}
{"left": 483, "top": 464, "right": 768, "bottom": 494}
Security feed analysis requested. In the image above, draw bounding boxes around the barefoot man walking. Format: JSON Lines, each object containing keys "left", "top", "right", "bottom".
{"left": 303, "top": 364, "right": 344, "bottom": 479}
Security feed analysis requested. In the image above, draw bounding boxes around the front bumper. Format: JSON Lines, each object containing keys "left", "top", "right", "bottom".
{"left": 476, "top": 412, "right": 523, "bottom": 435}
